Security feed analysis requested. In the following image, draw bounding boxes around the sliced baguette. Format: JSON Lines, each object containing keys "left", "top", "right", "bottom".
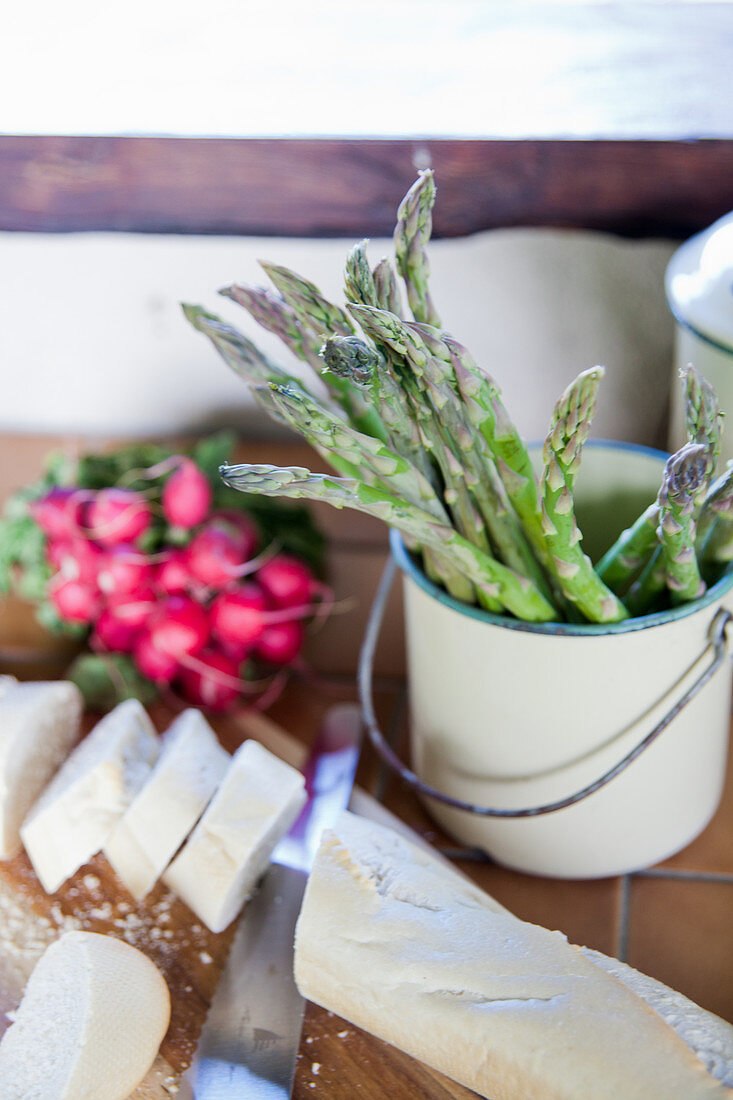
{"left": 0, "top": 680, "right": 82, "bottom": 859}
{"left": 21, "top": 699, "right": 159, "bottom": 894}
{"left": 163, "top": 739, "right": 306, "bottom": 933}
{"left": 294, "top": 810, "right": 733, "bottom": 1100}
{"left": 0, "top": 930, "right": 170, "bottom": 1099}
{"left": 104, "top": 708, "right": 230, "bottom": 900}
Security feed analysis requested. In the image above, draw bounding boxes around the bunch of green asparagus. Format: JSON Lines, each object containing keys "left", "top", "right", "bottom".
{"left": 183, "top": 172, "right": 733, "bottom": 625}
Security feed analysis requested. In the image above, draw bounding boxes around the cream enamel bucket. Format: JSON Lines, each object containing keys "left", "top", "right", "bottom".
{"left": 361, "top": 442, "right": 733, "bottom": 879}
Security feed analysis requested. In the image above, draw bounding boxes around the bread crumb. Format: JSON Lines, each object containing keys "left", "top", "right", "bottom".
{"left": 199, "top": 951, "right": 213, "bottom": 965}
{"left": 337, "top": 1030, "right": 349, "bottom": 1038}
{"left": 82, "top": 874, "right": 100, "bottom": 891}
{"left": 312, "top": 1062, "right": 321, "bottom": 1075}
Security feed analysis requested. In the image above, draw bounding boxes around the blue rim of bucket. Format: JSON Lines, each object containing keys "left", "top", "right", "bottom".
{"left": 390, "top": 440, "right": 733, "bottom": 637}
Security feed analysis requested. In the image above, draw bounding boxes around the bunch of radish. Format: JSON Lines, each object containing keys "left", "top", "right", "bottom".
{"left": 30, "top": 457, "right": 324, "bottom": 712}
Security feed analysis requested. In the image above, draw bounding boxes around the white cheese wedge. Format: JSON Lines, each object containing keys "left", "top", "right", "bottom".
{"left": 20, "top": 698, "right": 159, "bottom": 894}
{"left": 0, "top": 680, "right": 82, "bottom": 859}
{"left": 104, "top": 708, "right": 230, "bottom": 900}
{"left": 163, "top": 739, "right": 306, "bottom": 933}
{"left": 0, "top": 930, "right": 170, "bottom": 1100}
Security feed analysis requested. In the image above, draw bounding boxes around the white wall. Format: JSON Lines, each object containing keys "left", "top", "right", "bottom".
{"left": 0, "top": 229, "right": 675, "bottom": 446}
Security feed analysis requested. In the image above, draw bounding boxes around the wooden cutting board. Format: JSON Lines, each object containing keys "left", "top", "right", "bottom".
{"left": 0, "top": 708, "right": 477, "bottom": 1100}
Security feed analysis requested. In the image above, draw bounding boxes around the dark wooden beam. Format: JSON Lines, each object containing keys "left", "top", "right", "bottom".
{"left": 1, "top": 136, "right": 731, "bottom": 239}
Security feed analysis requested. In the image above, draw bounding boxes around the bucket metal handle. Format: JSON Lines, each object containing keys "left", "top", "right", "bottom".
{"left": 358, "top": 557, "right": 733, "bottom": 819}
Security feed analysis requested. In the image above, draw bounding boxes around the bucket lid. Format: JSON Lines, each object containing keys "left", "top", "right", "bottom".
{"left": 665, "top": 210, "right": 733, "bottom": 354}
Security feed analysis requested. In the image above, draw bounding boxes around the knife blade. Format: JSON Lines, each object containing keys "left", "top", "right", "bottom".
{"left": 180, "top": 703, "right": 363, "bottom": 1099}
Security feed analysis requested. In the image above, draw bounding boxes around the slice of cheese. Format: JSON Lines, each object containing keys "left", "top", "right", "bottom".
{"left": 163, "top": 739, "right": 306, "bottom": 933}
{"left": 0, "top": 930, "right": 170, "bottom": 1100}
{"left": 0, "top": 680, "right": 82, "bottom": 859}
{"left": 104, "top": 708, "right": 230, "bottom": 900}
{"left": 20, "top": 699, "right": 159, "bottom": 894}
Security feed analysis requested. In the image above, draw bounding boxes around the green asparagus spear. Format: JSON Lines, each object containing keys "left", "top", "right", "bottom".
{"left": 321, "top": 335, "right": 379, "bottom": 386}
{"left": 317, "top": 339, "right": 496, "bottom": 601}
{"left": 540, "top": 368, "right": 628, "bottom": 623}
{"left": 321, "top": 336, "right": 436, "bottom": 482}
{"left": 182, "top": 303, "right": 299, "bottom": 388}
{"left": 253, "top": 261, "right": 392, "bottom": 439}
{"left": 182, "top": 304, "right": 370, "bottom": 476}
{"left": 697, "top": 463, "right": 733, "bottom": 561}
{"left": 350, "top": 304, "right": 554, "bottom": 593}
{"left": 219, "top": 284, "right": 323, "bottom": 370}
{"left": 682, "top": 363, "right": 722, "bottom": 480}
{"left": 593, "top": 364, "right": 721, "bottom": 590}
{"left": 344, "top": 241, "right": 379, "bottom": 308}
{"left": 281, "top": 332, "right": 471, "bottom": 602}
{"left": 221, "top": 463, "right": 557, "bottom": 622}
{"left": 372, "top": 258, "right": 404, "bottom": 315}
{"left": 595, "top": 503, "right": 659, "bottom": 591}
{"left": 657, "top": 442, "right": 708, "bottom": 603}
{"left": 319, "top": 334, "right": 474, "bottom": 598}
{"left": 445, "top": 336, "right": 560, "bottom": 568}
{"left": 393, "top": 170, "right": 441, "bottom": 326}
{"left": 265, "top": 383, "right": 446, "bottom": 520}
{"left": 624, "top": 546, "right": 667, "bottom": 616}
{"left": 609, "top": 446, "right": 708, "bottom": 612}
{"left": 260, "top": 261, "right": 354, "bottom": 336}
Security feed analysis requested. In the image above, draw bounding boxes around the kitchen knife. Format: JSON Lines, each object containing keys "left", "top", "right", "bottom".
{"left": 180, "top": 703, "right": 363, "bottom": 1099}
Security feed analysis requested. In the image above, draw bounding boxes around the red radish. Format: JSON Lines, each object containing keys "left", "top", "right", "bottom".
{"left": 209, "top": 584, "right": 267, "bottom": 651}
{"left": 255, "top": 620, "right": 304, "bottom": 665}
{"left": 216, "top": 637, "right": 251, "bottom": 664}
{"left": 31, "top": 488, "right": 84, "bottom": 541}
{"left": 106, "top": 585, "right": 158, "bottom": 629}
{"left": 48, "top": 577, "right": 102, "bottom": 624}
{"left": 185, "top": 518, "right": 256, "bottom": 590}
{"left": 156, "top": 550, "right": 191, "bottom": 595}
{"left": 93, "top": 608, "right": 139, "bottom": 653}
{"left": 46, "top": 538, "right": 103, "bottom": 584}
{"left": 162, "top": 459, "right": 212, "bottom": 528}
{"left": 86, "top": 489, "right": 151, "bottom": 547}
{"left": 210, "top": 509, "right": 259, "bottom": 555}
{"left": 65, "top": 539, "right": 105, "bottom": 585}
{"left": 257, "top": 553, "right": 316, "bottom": 609}
{"left": 98, "top": 544, "right": 154, "bottom": 595}
{"left": 147, "top": 595, "right": 209, "bottom": 658}
{"left": 133, "top": 630, "right": 179, "bottom": 684}
{"left": 179, "top": 648, "right": 241, "bottom": 711}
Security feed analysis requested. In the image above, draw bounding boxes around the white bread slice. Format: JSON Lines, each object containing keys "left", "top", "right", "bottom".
{"left": 294, "top": 811, "right": 733, "bottom": 1100}
{"left": 0, "top": 680, "right": 82, "bottom": 859}
{"left": 20, "top": 699, "right": 159, "bottom": 894}
{"left": 0, "top": 930, "right": 170, "bottom": 1099}
{"left": 104, "top": 708, "right": 229, "bottom": 899}
{"left": 163, "top": 739, "right": 306, "bottom": 933}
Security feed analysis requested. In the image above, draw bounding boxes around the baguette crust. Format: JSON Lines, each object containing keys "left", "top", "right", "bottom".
{"left": 294, "top": 812, "right": 733, "bottom": 1100}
